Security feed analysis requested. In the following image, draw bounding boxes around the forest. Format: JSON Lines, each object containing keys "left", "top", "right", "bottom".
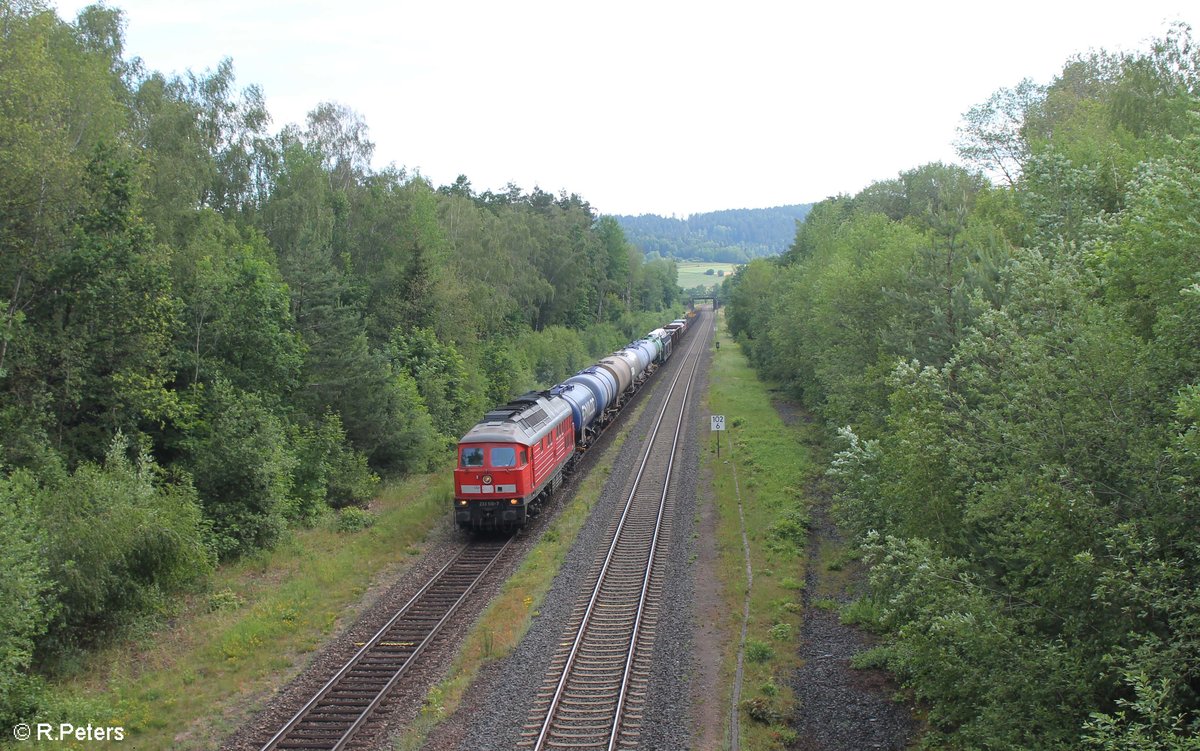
{"left": 615, "top": 204, "right": 812, "bottom": 263}
{"left": 724, "top": 25, "right": 1200, "bottom": 750}
{"left": 0, "top": 1, "right": 679, "bottom": 723}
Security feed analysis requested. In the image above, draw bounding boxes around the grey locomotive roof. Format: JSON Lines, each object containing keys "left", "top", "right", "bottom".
{"left": 459, "top": 391, "right": 572, "bottom": 445}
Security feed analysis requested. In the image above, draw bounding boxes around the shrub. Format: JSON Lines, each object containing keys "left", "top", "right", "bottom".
{"left": 291, "top": 412, "right": 379, "bottom": 518}
{"left": 184, "top": 381, "right": 294, "bottom": 558}
{"left": 768, "top": 509, "right": 809, "bottom": 554}
{"left": 769, "top": 622, "right": 793, "bottom": 641}
{"left": 1083, "top": 672, "right": 1200, "bottom": 751}
{"left": 0, "top": 471, "right": 54, "bottom": 725}
{"left": 363, "top": 369, "right": 443, "bottom": 474}
{"left": 746, "top": 639, "right": 774, "bottom": 663}
{"left": 480, "top": 340, "right": 534, "bottom": 405}
{"left": 859, "top": 534, "right": 1095, "bottom": 748}
{"left": 840, "top": 597, "right": 882, "bottom": 627}
{"left": 775, "top": 727, "right": 799, "bottom": 745}
{"left": 742, "top": 696, "right": 781, "bottom": 724}
{"left": 336, "top": 507, "right": 375, "bottom": 533}
{"left": 387, "top": 327, "right": 485, "bottom": 439}
{"left": 516, "top": 326, "right": 591, "bottom": 387}
{"left": 206, "top": 589, "right": 245, "bottom": 613}
{"left": 33, "top": 435, "right": 214, "bottom": 653}
{"left": 580, "top": 322, "right": 627, "bottom": 359}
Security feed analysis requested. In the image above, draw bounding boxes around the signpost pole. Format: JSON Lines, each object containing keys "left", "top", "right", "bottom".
{"left": 711, "top": 414, "right": 725, "bottom": 458}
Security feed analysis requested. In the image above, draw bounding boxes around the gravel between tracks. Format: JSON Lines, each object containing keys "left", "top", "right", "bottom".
{"left": 218, "top": 517, "right": 535, "bottom": 751}
{"left": 219, "top": 399, "right": 658, "bottom": 751}
{"left": 223, "top": 316, "right": 919, "bottom": 751}
{"left": 428, "top": 317, "right": 712, "bottom": 751}
{"left": 633, "top": 333, "right": 707, "bottom": 751}
{"left": 224, "top": 318, "right": 710, "bottom": 751}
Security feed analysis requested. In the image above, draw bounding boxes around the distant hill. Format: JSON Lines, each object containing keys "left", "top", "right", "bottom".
{"left": 612, "top": 204, "right": 813, "bottom": 264}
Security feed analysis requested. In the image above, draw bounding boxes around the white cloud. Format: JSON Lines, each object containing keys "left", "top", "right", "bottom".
{"left": 54, "top": 0, "right": 1200, "bottom": 216}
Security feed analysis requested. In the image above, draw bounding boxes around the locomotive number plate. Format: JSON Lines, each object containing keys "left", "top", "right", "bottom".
{"left": 477, "top": 500, "right": 500, "bottom": 508}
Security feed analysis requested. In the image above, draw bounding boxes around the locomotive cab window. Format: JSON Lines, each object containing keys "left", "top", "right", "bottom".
{"left": 520, "top": 449, "right": 527, "bottom": 465}
{"left": 461, "top": 447, "right": 484, "bottom": 467}
{"left": 490, "top": 446, "right": 517, "bottom": 468}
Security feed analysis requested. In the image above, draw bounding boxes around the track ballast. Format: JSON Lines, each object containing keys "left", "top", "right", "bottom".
{"left": 520, "top": 311, "right": 712, "bottom": 751}
{"left": 259, "top": 537, "right": 511, "bottom": 751}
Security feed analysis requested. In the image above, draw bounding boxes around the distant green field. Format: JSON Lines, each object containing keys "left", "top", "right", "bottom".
{"left": 676, "top": 261, "right": 739, "bottom": 291}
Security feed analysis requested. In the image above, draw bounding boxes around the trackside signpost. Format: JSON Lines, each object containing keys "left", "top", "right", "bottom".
{"left": 711, "top": 414, "right": 725, "bottom": 457}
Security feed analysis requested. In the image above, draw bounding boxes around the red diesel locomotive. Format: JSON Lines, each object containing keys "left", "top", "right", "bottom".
{"left": 453, "top": 313, "right": 694, "bottom": 531}
{"left": 453, "top": 392, "right": 576, "bottom": 530}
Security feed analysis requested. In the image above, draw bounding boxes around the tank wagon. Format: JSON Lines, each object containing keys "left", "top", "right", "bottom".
{"left": 453, "top": 315, "right": 693, "bottom": 531}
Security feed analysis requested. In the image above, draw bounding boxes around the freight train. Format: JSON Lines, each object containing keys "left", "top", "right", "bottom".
{"left": 453, "top": 315, "right": 693, "bottom": 531}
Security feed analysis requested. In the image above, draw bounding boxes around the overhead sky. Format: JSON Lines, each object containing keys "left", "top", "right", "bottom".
{"left": 52, "top": 1, "right": 1200, "bottom": 217}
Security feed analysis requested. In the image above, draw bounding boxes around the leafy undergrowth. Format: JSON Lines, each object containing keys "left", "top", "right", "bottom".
{"left": 31, "top": 473, "right": 451, "bottom": 750}
{"left": 708, "top": 310, "right": 819, "bottom": 750}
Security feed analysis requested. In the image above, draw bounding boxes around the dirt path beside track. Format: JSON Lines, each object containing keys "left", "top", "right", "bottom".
{"left": 774, "top": 403, "right": 921, "bottom": 751}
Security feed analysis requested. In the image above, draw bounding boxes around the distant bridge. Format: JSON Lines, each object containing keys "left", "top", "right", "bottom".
{"left": 689, "top": 295, "right": 720, "bottom": 310}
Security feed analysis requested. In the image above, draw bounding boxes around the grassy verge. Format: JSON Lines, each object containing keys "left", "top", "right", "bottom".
{"left": 708, "top": 310, "right": 820, "bottom": 749}
{"left": 677, "top": 261, "right": 740, "bottom": 290}
{"left": 32, "top": 473, "right": 453, "bottom": 750}
{"left": 392, "top": 396, "right": 653, "bottom": 750}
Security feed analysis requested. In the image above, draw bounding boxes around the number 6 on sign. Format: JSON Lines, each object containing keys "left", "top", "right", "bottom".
{"left": 711, "top": 414, "right": 725, "bottom": 458}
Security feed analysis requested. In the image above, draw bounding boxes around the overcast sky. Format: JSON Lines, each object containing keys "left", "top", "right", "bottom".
{"left": 52, "top": 1, "right": 1200, "bottom": 217}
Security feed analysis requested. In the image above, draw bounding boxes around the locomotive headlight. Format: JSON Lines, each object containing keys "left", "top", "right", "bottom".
{"left": 457, "top": 499, "right": 468, "bottom": 506}
{"left": 509, "top": 498, "right": 519, "bottom": 505}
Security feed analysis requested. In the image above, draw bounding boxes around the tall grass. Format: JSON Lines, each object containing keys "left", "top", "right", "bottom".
{"left": 707, "top": 310, "right": 818, "bottom": 750}
{"left": 35, "top": 473, "right": 453, "bottom": 750}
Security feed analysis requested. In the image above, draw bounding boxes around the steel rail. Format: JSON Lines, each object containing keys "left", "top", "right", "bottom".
{"left": 530, "top": 311, "right": 710, "bottom": 751}
{"left": 261, "top": 536, "right": 512, "bottom": 751}
{"left": 607, "top": 321, "right": 702, "bottom": 751}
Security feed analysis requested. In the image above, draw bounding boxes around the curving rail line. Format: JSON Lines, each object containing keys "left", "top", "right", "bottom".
{"left": 520, "top": 310, "right": 712, "bottom": 751}
{"left": 260, "top": 537, "right": 512, "bottom": 751}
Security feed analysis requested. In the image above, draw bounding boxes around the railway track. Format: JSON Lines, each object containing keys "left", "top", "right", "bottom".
{"left": 520, "top": 311, "right": 711, "bottom": 751}
{"left": 256, "top": 312, "right": 706, "bottom": 751}
{"left": 259, "top": 537, "right": 512, "bottom": 751}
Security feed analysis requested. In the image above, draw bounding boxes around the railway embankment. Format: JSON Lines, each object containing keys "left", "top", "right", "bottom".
{"left": 401, "top": 311, "right": 709, "bottom": 751}
{"left": 393, "top": 391, "right": 656, "bottom": 751}
{"left": 704, "top": 311, "right": 919, "bottom": 750}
